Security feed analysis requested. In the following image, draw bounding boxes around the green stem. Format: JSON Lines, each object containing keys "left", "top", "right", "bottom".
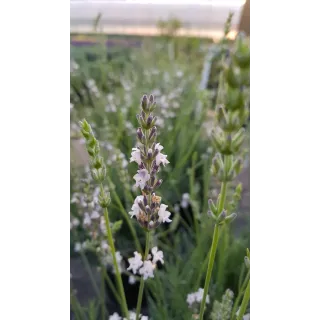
{"left": 199, "top": 181, "right": 228, "bottom": 320}
{"left": 216, "top": 223, "right": 230, "bottom": 295}
{"left": 237, "top": 279, "right": 250, "bottom": 320}
{"left": 79, "top": 251, "right": 100, "bottom": 297}
{"left": 199, "top": 224, "right": 220, "bottom": 320}
{"left": 135, "top": 231, "right": 151, "bottom": 320}
{"left": 106, "top": 175, "right": 142, "bottom": 253}
{"left": 231, "top": 272, "right": 250, "bottom": 320}
{"left": 101, "top": 184, "right": 129, "bottom": 319}
{"left": 100, "top": 270, "right": 106, "bottom": 320}
{"left": 103, "top": 268, "right": 122, "bottom": 306}
{"left": 189, "top": 152, "right": 199, "bottom": 242}
{"left": 70, "top": 288, "right": 86, "bottom": 320}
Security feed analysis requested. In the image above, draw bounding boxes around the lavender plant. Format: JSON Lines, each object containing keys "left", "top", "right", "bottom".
{"left": 70, "top": 17, "right": 250, "bottom": 320}
{"left": 127, "top": 94, "right": 172, "bottom": 320}
{"left": 78, "top": 119, "right": 130, "bottom": 319}
{"left": 198, "top": 30, "right": 250, "bottom": 320}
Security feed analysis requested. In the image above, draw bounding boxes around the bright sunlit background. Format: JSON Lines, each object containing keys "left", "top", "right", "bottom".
{"left": 70, "top": 0, "right": 247, "bottom": 40}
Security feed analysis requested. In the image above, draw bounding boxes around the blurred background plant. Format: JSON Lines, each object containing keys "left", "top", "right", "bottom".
{"left": 70, "top": 2, "right": 250, "bottom": 319}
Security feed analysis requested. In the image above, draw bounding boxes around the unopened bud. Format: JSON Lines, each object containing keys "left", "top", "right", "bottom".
{"left": 147, "top": 148, "right": 153, "bottom": 159}
{"left": 143, "top": 195, "right": 148, "bottom": 206}
{"left": 232, "top": 158, "right": 243, "bottom": 176}
{"left": 141, "top": 95, "right": 148, "bottom": 111}
{"left": 225, "top": 212, "right": 237, "bottom": 224}
{"left": 138, "top": 200, "right": 145, "bottom": 211}
{"left": 217, "top": 210, "right": 226, "bottom": 223}
{"left": 207, "top": 210, "right": 216, "bottom": 220}
{"left": 146, "top": 115, "right": 153, "bottom": 126}
{"left": 145, "top": 205, "right": 151, "bottom": 214}
{"left": 236, "top": 183, "right": 242, "bottom": 194}
{"left": 149, "top": 126, "right": 157, "bottom": 140}
{"left": 92, "top": 156, "right": 104, "bottom": 170}
{"left": 244, "top": 256, "right": 250, "bottom": 269}
{"left": 99, "top": 191, "right": 111, "bottom": 208}
{"left": 208, "top": 199, "right": 217, "bottom": 215}
{"left": 137, "top": 128, "right": 145, "bottom": 142}
{"left": 154, "top": 179, "right": 163, "bottom": 188}
{"left": 231, "top": 128, "right": 245, "bottom": 153}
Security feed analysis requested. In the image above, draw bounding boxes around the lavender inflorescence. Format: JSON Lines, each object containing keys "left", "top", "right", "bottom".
{"left": 207, "top": 31, "right": 250, "bottom": 226}
{"left": 129, "top": 94, "right": 171, "bottom": 230}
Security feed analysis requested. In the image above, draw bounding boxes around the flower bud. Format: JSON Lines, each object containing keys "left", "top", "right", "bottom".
{"left": 208, "top": 199, "right": 217, "bottom": 215}
{"left": 149, "top": 126, "right": 157, "bottom": 140}
{"left": 147, "top": 148, "right": 153, "bottom": 159}
{"left": 244, "top": 256, "right": 250, "bottom": 269}
{"left": 224, "top": 212, "right": 237, "bottom": 224}
{"left": 232, "top": 158, "right": 243, "bottom": 176}
{"left": 226, "top": 86, "right": 244, "bottom": 111}
{"left": 92, "top": 155, "right": 104, "bottom": 169}
{"left": 207, "top": 210, "right": 217, "bottom": 221}
{"left": 234, "top": 32, "right": 250, "bottom": 69}
{"left": 226, "top": 64, "right": 241, "bottom": 88}
{"left": 211, "top": 156, "right": 220, "bottom": 176}
{"left": 236, "top": 183, "right": 242, "bottom": 194}
{"left": 99, "top": 191, "right": 111, "bottom": 208}
{"left": 138, "top": 200, "right": 146, "bottom": 212}
{"left": 137, "top": 128, "right": 145, "bottom": 142}
{"left": 146, "top": 115, "right": 153, "bottom": 126}
{"left": 141, "top": 95, "right": 148, "bottom": 111}
{"left": 145, "top": 205, "right": 151, "bottom": 214}
{"left": 154, "top": 179, "right": 163, "bottom": 189}
{"left": 143, "top": 195, "right": 148, "bottom": 206}
{"left": 217, "top": 210, "right": 226, "bottom": 224}
{"left": 231, "top": 128, "right": 245, "bottom": 153}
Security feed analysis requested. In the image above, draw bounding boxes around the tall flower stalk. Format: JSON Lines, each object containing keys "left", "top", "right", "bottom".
{"left": 199, "top": 30, "right": 250, "bottom": 320}
{"left": 128, "top": 94, "right": 171, "bottom": 320}
{"left": 79, "top": 119, "right": 129, "bottom": 319}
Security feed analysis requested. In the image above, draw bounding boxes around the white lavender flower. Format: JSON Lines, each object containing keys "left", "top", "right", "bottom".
{"left": 109, "top": 312, "right": 121, "bottom": 320}
{"left": 83, "top": 213, "right": 91, "bottom": 226}
{"left": 130, "top": 147, "right": 142, "bottom": 165}
{"left": 129, "top": 195, "right": 144, "bottom": 218}
{"left": 74, "top": 242, "right": 82, "bottom": 252}
{"left": 181, "top": 193, "right": 190, "bottom": 208}
{"left": 100, "top": 240, "right": 109, "bottom": 251}
{"left": 127, "top": 251, "right": 143, "bottom": 274}
{"left": 139, "top": 260, "right": 155, "bottom": 280}
{"left": 155, "top": 143, "right": 170, "bottom": 166}
{"left": 158, "top": 204, "right": 172, "bottom": 223}
{"left": 187, "top": 288, "right": 210, "bottom": 308}
{"left": 90, "top": 210, "right": 100, "bottom": 220}
{"left": 151, "top": 246, "right": 164, "bottom": 264}
{"left": 133, "top": 169, "right": 151, "bottom": 190}
{"left": 128, "top": 275, "right": 136, "bottom": 285}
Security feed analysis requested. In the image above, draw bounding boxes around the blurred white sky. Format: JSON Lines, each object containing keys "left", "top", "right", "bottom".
{"left": 70, "top": 0, "right": 246, "bottom": 39}
{"left": 70, "top": 0, "right": 245, "bottom": 6}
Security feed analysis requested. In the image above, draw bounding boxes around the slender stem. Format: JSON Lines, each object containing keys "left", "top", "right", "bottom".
{"left": 199, "top": 181, "right": 228, "bottom": 320}
{"left": 100, "top": 270, "right": 106, "bottom": 320}
{"left": 136, "top": 231, "right": 151, "bottom": 320}
{"left": 199, "top": 224, "right": 220, "bottom": 319}
{"left": 70, "top": 288, "right": 86, "bottom": 320}
{"left": 79, "top": 251, "right": 100, "bottom": 297}
{"left": 237, "top": 279, "right": 250, "bottom": 320}
{"left": 216, "top": 223, "right": 230, "bottom": 296}
{"left": 103, "top": 268, "right": 122, "bottom": 306}
{"left": 231, "top": 271, "right": 250, "bottom": 320}
{"left": 100, "top": 184, "right": 129, "bottom": 319}
{"left": 106, "top": 176, "right": 142, "bottom": 253}
{"left": 189, "top": 152, "right": 199, "bottom": 242}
